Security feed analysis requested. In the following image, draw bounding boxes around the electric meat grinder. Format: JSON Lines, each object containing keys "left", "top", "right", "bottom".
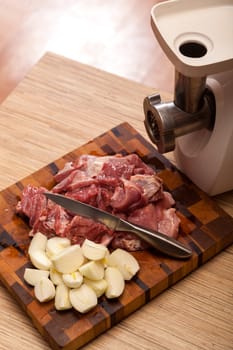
{"left": 144, "top": 0, "right": 233, "bottom": 195}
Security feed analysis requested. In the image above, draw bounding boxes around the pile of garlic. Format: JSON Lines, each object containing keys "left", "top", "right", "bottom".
{"left": 24, "top": 232, "right": 140, "bottom": 313}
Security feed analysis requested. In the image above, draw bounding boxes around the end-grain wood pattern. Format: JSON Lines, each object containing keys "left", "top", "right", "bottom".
{"left": 0, "top": 123, "right": 232, "bottom": 350}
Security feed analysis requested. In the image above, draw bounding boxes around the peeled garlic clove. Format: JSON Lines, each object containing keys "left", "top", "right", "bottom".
{"left": 28, "top": 232, "right": 52, "bottom": 270}
{"left": 69, "top": 284, "right": 97, "bottom": 313}
{"left": 55, "top": 283, "right": 72, "bottom": 311}
{"left": 50, "top": 268, "right": 63, "bottom": 285}
{"left": 34, "top": 277, "right": 56, "bottom": 302}
{"left": 51, "top": 244, "right": 84, "bottom": 273}
{"left": 24, "top": 268, "right": 49, "bottom": 286}
{"left": 62, "top": 271, "right": 83, "bottom": 288}
{"left": 79, "top": 260, "right": 104, "bottom": 281}
{"left": 104, "top": 267, "right": 125, "bottom": 299}
{"left": 106, "top": 248, "right": 140, "bottom": 280}
{"left": 82, "top": 239, "right": 108, "bottom": 260}
{"left": 46, "top": 237, "right": 71, "bottom": 258}
{"left": 28, "top": 232, "right": 47, "bottom": 255}
{"left": 29, "top": 250, "right": 52, "bottom": 270}
{"left": 84, "top": 277, "right": 108, "bottom": 298}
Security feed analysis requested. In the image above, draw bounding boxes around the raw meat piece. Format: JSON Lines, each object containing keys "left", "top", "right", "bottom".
{"left": 16, "top": 154, "right": 180, "bottom": 251}
{"left": 128, "top": 198, "right": 180, "bottom": 239}
{"left": 110, "top": 175, "right": 163, "bottom": 212}
{"left": 63, "top": 215, "right": 114, "bottom": 246}
{"left": 16, "top": 185, "right": 114, "bottom": 244}
{"left": 16, "top": 185, "right": 47, "bottom": 228}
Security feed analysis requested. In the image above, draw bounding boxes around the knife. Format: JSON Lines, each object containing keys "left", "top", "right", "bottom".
{"left": 45, "top": 192, "right": 192, "bottom": 259}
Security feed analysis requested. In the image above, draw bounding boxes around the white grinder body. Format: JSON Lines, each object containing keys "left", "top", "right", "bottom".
{"left": 144, "top": 0, "right": 233, "bottom": 195}
{"left": 175, "top": 70, "right": 233, "bottom": 195}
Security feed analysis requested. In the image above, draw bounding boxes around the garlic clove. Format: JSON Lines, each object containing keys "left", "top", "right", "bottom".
{"left": 55, "top": 283, "right": 72, "bottom": 311}
{"left": 28, "top": 232, "right": 52, "bottom": 270}
{"left": 28, "top": 232, "right": 48, "bottom": 255}
{"left": 34, "top": 277, "right": 56, "bottom": 302}
{"left": 24, "top": 268, "right": 49, "bottom": 286}
{"left": 62, "top": 271, "right": 83, "bottom": 288}
{"left": 69, "top": 284, "right": 97, "bottom": 313}
{"left": 49, "top": 268, "right": 63, "bottom": 285}
{"left": 84, "top": 277, "right": 108, "bottom": 298}
{"left": 29, "top": 250, "right": 52, "bottom": 270}
{"left": 82, "top": 239, "right": 109, "bottom": 260}
{"left": 104, "top": 267, "right": 125, "bottom": 299}
{"left": 46, "top": 237, "right": 71, "bottom": 258}
{"left": 79, "top": 260, "right": 105, "bottom": 281}
{"left": 51, "top": 244, "right": 84, "bottom": 273}
{"left": 106, "top": 248, "right": 140, "bottom": 280}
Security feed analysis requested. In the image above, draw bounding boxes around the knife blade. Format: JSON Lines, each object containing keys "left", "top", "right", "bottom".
{"left": 45, "top": 192, "right": 192, "bottom": 259}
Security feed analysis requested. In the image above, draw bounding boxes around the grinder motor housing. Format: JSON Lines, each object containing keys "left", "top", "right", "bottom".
{"left": 144, "top": 0, "right": 233, "bottom": 195}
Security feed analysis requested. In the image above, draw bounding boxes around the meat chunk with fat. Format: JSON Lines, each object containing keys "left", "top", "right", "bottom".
{"left": 16, "top": 154, "right": 180, "bottom": 251}
{"left": 110, "top": 175, "right": 163, "bottom": 212}
{"left": 63, "top": 215, "right": 114, "bottom": 246}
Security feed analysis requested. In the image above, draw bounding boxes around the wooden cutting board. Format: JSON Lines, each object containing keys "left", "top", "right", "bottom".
{"left": 0, "top": 122, "right": 232, "bottom": 350}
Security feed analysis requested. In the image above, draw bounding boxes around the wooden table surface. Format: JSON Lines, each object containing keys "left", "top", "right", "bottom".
{"left": 0, "top": 52, "right": 232, "bottom": 350}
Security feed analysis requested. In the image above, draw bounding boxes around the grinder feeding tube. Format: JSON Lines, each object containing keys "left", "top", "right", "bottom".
{"left": 143, "top": 0, "right": 233, "bottom": 195}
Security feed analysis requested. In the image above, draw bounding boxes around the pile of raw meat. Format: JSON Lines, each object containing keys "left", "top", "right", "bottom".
{"left": 16, "top": 154, "right": 180, "bottom": 251}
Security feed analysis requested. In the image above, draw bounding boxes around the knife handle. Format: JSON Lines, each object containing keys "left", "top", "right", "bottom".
{"left": 117, "top": 219, "right": 192, "bottom": 259}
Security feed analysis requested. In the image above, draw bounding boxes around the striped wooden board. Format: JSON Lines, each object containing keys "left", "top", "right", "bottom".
{"left": 0, "top": 122, "right": 232, "bottom": 350}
